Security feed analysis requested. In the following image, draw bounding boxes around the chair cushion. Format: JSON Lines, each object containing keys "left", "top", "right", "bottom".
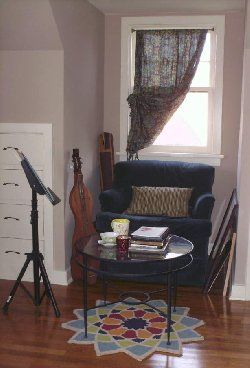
{"left": 126, "top": 186, "right": 192, "bottom": 217}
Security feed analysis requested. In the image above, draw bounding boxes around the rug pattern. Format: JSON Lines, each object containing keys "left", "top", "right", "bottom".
{"left": 62, "top": 298, "right": 204, "bottom": 361}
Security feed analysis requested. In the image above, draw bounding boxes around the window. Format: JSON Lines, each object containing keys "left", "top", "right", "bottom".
{"left": 120, "top": 16, "right": 225, "bottom": 165}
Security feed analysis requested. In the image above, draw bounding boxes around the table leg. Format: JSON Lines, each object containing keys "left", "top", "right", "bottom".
{"left": 167, "top": 263, "right": 172, "bottom": 345}
{"left": 173, "top": 272, "right": 177, "bottom": 312}
{"left": 83, "top": 254, "right": 88, "bottom": 338}
{"left": 101, "top": 262, "right": 108, "bottom": 304}
{"left": 102, "top": 276, "right": 108, "bottom": 304}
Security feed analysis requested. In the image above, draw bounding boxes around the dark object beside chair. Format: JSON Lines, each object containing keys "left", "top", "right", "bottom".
{"left": 96, "top": 160, "right": 215, "bottom": 286}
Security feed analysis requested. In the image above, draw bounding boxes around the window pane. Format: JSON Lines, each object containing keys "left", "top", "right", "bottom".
{"left": 153, "top": 92, "right": 208, "bottom": 147}
{"left": 200, "top": 32, "right": 210, "bottom": 62}
{"left": 191, "top": 61, "right": 210, "bottom": 87}
{"left": 191, "top": 32, "right": 211, "bottom": 87}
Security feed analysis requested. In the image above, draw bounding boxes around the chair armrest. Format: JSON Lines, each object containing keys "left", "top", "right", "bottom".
{"left": 192, "top": 193, "right": 215, "bottom": 219}
{"left": 99, "top": 188, "right": 131, "bottom": 213}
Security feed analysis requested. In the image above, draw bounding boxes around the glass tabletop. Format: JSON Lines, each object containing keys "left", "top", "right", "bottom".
{"left": 76, "top": 234, "right": 193, "bottom": 264}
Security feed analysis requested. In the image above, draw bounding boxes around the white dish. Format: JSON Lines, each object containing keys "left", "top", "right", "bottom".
{"left": 100, "top": 232, "right": 117, "bottom": 244}
{"left": 98, "top": 240, "right": 116, "bottom": 247}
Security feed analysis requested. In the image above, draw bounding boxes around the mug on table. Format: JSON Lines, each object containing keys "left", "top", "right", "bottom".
{"left": 111, "top": 218, "right": 130, "bottom": 236}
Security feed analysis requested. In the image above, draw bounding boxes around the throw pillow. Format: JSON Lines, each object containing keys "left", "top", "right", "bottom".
{"left": 126, "top": 186, "right": 193, "bottom": 217}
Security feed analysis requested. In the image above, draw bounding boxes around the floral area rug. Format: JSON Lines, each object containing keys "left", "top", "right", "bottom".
{"left": 62, "top": 298, "right": 204, "bottom": 361}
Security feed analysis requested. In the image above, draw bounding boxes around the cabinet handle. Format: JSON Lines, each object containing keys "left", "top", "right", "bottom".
{"left": 3, "top": 216, "right": 20, "bottom": 221}
{"left": 5, "top": 250, "right": 20, "bottom": 255}
{"left": 3, "top": 182, "right": 19, "bottom": 187}
{"left": 3, "top": 146, "right": 18, "bottom": 151}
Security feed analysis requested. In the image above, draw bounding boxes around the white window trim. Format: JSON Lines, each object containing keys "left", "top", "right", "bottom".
{"left": 119, "top": 15, "right": 225, "bottom": 166}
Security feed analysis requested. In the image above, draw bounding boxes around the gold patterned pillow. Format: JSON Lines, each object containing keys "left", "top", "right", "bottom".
{"left": 126, "top": 186, "right": 193, "bottom": 217}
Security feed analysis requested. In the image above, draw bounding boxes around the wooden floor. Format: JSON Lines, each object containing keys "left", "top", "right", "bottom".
{"left": 0, "top": 279, "right": 250, "bottom": 368}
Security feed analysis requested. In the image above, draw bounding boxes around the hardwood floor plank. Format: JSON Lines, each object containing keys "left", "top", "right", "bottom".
{"left": 1, "top": 279, "right": 250, "bottom": 367}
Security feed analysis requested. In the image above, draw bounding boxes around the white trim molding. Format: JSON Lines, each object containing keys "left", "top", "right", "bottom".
{"left": 52, "top": 268, "right": 72, "bottom": 286}
{"left": 116, "top": 151, "right": 224, "bottom": 166}
{"left": 230, "top": 284, "right": 246, "bottom": 300}
{"left": 120, "top": 15, "right": 225, "bottom": 165}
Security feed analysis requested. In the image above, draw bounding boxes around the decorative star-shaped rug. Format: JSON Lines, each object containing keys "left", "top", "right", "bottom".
{"left": 62, "top": 298, "right": 204, "bottom": 361}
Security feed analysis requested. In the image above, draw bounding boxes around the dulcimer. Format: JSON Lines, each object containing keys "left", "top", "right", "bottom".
{"left": 69, "top": 148, "right": 98, "bottom": 284}
{"left": 99, "top": 132, "right": 114, "bottom": 192}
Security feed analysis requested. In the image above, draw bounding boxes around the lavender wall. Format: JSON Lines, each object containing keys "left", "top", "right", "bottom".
{"left": 50, "top": 0, "right": 105, "bottom": 269}
{"left": 235, "top": 0, "right": 250, "bottom": 288}
{"left": 103, "top": 11, "right": 245, "bottom": 281}
{"left": 0, "top": 0, "right": 246, "bottom": 284}
{"left": 0, "top": 0, "right": 105, "bottom": 274}
{"left": 0, "top": 0, "right": 65, "bottom": 271}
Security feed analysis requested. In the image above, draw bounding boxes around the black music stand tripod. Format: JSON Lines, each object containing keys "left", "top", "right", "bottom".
{"left": 2, "top": 150, "right": 61, "bottom": 317}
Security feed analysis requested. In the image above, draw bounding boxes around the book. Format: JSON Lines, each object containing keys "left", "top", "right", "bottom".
{"left": 129, "top": 252, "right": 168, "bottom": 260}
{"left": 129, "top": 239, "right": 170, "bottom": 254}
{"left": 131, "top": 226, "right": 169, "bottom": 241}
{"left": 130, "top": 239, "right": 166, "bottom": 247}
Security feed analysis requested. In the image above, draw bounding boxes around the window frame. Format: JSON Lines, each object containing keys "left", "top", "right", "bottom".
{"left": 119, "top": 16, "right": 225, "bottom": 166}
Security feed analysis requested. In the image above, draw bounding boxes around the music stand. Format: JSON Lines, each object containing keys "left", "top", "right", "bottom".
{"left": 2, "top": 150, "right": 61, "bottom": 317}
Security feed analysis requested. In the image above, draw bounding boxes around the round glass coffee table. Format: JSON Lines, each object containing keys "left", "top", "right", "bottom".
{"left": 76, "top": 234, "right": 193, "bottom": 345}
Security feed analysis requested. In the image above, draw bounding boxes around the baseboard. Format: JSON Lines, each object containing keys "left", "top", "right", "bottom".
{"left": 208, "top": 242, "right": 213, "bottom": 255}
{"left": 52, "top": 267, "right": 72, "bottom": 286}
{"left": 0, "top": 268, "right": 73, "bottom": 286}
{"left": 230, "top": 284, "right": 246, "bottom": 300}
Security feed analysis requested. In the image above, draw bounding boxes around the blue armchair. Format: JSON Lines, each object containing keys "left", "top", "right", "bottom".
{"left": 96, "top": 160, "right": 215, "bottom": 286}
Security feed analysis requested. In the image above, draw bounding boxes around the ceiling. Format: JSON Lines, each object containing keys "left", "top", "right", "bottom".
{"left": 87, "top": 0, "right": 245, "bottom": 15}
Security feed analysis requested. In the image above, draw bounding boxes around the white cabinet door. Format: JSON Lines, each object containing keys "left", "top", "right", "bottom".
{"left": 0, "top": 123, "right": 53, "bottom": 283}
{"left": 0, "top": 169, "right": 44, "bottom": 205}
{"left": 0, "top": 238, "right": 44, "bottom": 281}
{"left": 0, "top": 203, "right": 44, "bottom": 240}
{"left": 0, "top": 133, "right": 44, "bottom": 167}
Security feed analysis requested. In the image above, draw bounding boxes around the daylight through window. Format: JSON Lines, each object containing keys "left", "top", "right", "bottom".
{"left": 153, "top": 32, "right": 212, "bottom": 150}
{"left": 120, "top": 16, "right": 225, "bottom": 165}
{"left": 131, "top": 31, "right": 214, "bottom": 153}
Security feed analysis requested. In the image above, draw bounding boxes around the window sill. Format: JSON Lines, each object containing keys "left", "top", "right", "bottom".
{"left": 116, "top": 152, "right": 224, "bottom": 166}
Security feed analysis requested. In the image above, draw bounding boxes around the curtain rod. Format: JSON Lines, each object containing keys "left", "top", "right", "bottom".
{"left": 131, "top": 27, "right": 214, "bottom": 32}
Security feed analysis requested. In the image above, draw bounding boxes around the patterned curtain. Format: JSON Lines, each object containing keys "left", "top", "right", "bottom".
{"left": 126, "top": 29, "right": 208, "bottom": 160}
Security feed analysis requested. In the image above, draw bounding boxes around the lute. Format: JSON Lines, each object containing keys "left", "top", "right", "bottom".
{"left": 69, "top": 148, "right": 98, "bottom": 284}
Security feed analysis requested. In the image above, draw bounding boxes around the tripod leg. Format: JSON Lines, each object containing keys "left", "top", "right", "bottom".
{"left": 38, "top": 256, "right": 60, "bottom": 318}
{"left": 33, "top": 256, "right": 40, "bottom": 306}
{"left": 2, "top": 256, "right": 31, "bottom": 313}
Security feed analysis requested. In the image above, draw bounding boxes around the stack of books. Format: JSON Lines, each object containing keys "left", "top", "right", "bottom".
{"left": 129, "top": 226, "right": 170, "bottom": 258}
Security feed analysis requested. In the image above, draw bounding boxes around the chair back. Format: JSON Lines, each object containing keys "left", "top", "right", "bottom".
{"left": 113, "top": 160, "right": 215, "bottom": 207}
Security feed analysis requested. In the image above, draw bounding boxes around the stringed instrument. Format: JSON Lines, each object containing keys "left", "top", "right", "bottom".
{"left": 99, "top": 132, "right": 114, "bottom": 192}
{"left": 69, "top": 148, "right": 97, "bottom": 284}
